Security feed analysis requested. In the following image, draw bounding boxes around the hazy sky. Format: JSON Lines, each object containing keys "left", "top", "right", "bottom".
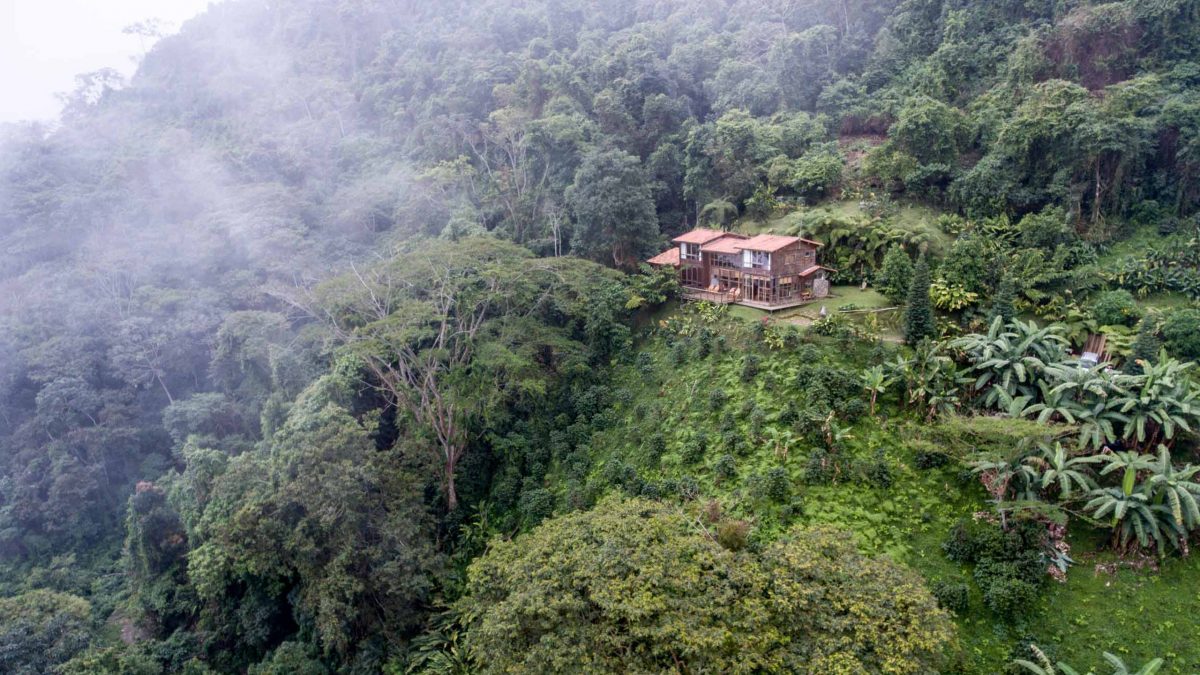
{"left": 0, "top": 0, "right": 214, "bottom": 123}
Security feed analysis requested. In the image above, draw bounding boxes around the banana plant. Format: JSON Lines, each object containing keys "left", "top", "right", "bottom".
{"left": 1083, "top": 484, "right": 1185, "bottom": 555}
{"left": 1114, "top": 358, "right": 1199, "bottom": 450}
{"left": 860, "top": 365, "right": 890, "bottom": 418}
{"left": 1099, "top": 451, "right": 1156, "bottom": 496}
{"left": 1015, "top": 644, "right": 1164, "bottom": 675}
{"left": 1023, "top": 443, "right": 1101, "bottom": 500}
{"left": 1145, "top": 445, "right": 1200, "bottom": 531}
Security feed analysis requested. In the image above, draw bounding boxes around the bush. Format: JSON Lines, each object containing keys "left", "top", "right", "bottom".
{"left": 765, "top": 467, "right": 791, "bottom": 503}
{"left": 645, "top": 433, "right": 667, "bottom": 463}
{"left": 1091, "top": 289, "right": 1141, "bottom": 327}
{"left": 709, "top": 388, "right": 729, "bottom": 411}
{"left": 682, "top": 431, "right": 708, "bottom": 465}
{"left": 979, "top": 574, "right": 1039, "bottom": 620}
{"left": 931, "top": 581, "right": 969, "bottom": 614}
{"left": 1161, "top": 308, "right": 1200, "bottom": 360}
{"left": 716, "top": 520, "right": 751, "bottom": 551}
{"left": 944, "top": 519, "right": 1046, "bottom": 621}
{"left": 741, "top": 354, "right": 761, "bottom": 378}
{"left": 914, "top": 449, "right": 951, "bottom": 470}
{"left": 519, "top": 486, "right": 557, "bottom": 529}
{"left": 714, "top": 454, "right": 737, "bottom": 481}
{"left": 876, "top": 247, "right": 914, "bottom": 304}
{"left": 859, "top": 451, "right": 893, "bottom": 488}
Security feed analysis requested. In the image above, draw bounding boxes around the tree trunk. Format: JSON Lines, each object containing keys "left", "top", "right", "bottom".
{"left": 445, "top": 462, "right": 458, "bottom": 511}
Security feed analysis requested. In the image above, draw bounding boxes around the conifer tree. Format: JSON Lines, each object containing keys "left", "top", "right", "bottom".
{"left": 1123, "top": 318, "right": 1161, "bottom": 374}
{"left": 989, "top": 275, "right": 1017, "bottom": 326}
{"left": 904, "top": 253, "right": 936, "bottom": 343}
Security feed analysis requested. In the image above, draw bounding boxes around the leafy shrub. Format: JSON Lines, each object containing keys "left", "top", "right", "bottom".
{"left": 722, "top": 430, "right": 743, "bottom": 455}
{"left": 859, "top": 450, "right": 894, "bottom": 488}
{"left": 458, "top": 499, "right": 955, "bottom": 674}
{"left": 931, "top": 581, "right": 969, "bottom": 614}
{"left": 876, "top": 247, "right": 914, "bottom": 304}
{"left": 716, "top": 520, "right": 751, "bottom": 551}
{"left": 914, "top": 449, "right": 952, "bottom": 470}
{"left": 645, "top": 433, "right": 667, "bottom": 463}
{"left": 803, "top": 448, "right": 852, "bottom": 485}
{"left": 742, "top": 354, "right": 761, "bottom": 378}
{"left": 670, "top": 340, "right": 688, "bottom": 365}
{"left": 749, "top": 406, "right": 766, "bottom": 439}
{"left": 1091, "top": 289, "right": 1141, "bottom": 327}
{"left": 714, "top": 454, "right": 737, "bottom": 481}
{"left": 640, "top": 481, "right": 664, "bottom": 500}
{"left": 682, "top": 431, "right": 708, "bottom": 465}
{"left": 765, "top": 467, "right": 791, "bottom": 503}
{"left": 944, "top": 519, "right": 1047, "bottom": 620}
{"left": 810, "top": 312, "right": 854, "bottom": 338}
{"left": 709, "top": 388, "right": 729, "bottom": 411}
{"left": 676, "top": 476, "right": 700, "bottom": 501}
{"left": 519, "top": 487, "right": 557, "bottom": 528}
{"left": 979, "top": 573, "right": 1039, "bottom": 620}
{"left": 1161, "top": 308, "right": 1200, "bottom": 360}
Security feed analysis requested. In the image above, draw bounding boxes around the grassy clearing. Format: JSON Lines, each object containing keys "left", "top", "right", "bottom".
{"left": 578, "top": 316, "right": 1200, "bottom": 674}
{"left": 1139, "top": 292, "right": 1194, "bottom": 312}
{"left": 825, "top": 285, "right": 894, "bottom": 310}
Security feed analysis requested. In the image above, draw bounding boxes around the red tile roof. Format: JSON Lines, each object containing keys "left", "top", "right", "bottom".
{"left": 647, "top": 248, "right": 680, "bottom": 266}
{"left": 672, "top": 228, "right": 728, "bottom": 245}
{"left": 702, "top": 234, "right": 749, "bottom": 255}
{"left": 739, "top": 234, "right": 806, "bottom": 252}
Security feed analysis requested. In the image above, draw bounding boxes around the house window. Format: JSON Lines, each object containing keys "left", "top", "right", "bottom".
{"left": 680, "top": 243, "right": 701, "bottom": 261}
{"left": 743, "top": 250, "right": 770, "bottom": 269}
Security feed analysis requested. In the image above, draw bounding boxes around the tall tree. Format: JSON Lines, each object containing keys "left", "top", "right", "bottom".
{"left": 567, "top": 148, "right": 660, "bottom": 268}
{"left": 904, "top": 253, "right": 936, "bottom": 343}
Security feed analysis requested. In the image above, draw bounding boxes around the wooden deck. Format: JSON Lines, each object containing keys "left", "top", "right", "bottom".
{"left": 680, "top": 288, "right": 820, "bottom": 311}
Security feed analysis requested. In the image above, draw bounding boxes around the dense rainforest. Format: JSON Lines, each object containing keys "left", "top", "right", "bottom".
{"left": 3, "top": 0, "right": 1200, "bottom": 672}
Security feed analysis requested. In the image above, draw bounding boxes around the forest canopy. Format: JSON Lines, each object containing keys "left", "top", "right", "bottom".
{"left": 3, "top": 0, "right": 1200, "bottom": 672}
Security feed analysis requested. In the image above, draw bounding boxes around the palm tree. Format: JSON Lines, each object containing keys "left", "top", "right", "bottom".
{"left": 1024, "top": 443, "right": 1100, "bottom": 500}
{"left": 1025, "top": 381, "right": 1082, "bottom": 425}
{"left": 1072, "top": 395, "right": 1127, "bottom": 452}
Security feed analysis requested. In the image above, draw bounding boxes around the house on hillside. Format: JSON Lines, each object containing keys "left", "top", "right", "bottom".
{"left": 648, "top": 228, "right": 833, "bottom": 310}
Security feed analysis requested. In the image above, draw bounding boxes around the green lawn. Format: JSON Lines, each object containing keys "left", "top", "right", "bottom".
{"left": 825, "top": 285, "right": 894, "bottom": 310}
{"left": 1139, "top": 292, "right": 1194, "bottom": 312}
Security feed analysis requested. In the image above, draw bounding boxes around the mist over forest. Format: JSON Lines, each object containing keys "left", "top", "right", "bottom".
{"left": 3, "top": 0, "right": 1200, "bottom": 673}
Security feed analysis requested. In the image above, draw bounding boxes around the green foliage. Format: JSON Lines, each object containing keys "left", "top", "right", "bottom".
{"left": 877, "top": 247, "right": 914, "bottom": 305}
{"left": 904, "top": 255, "right": 936, "bottom": 343}
{"left": 567, "top": 148, "right": 660, "bottom": 269}
{"left": 0, "top": 590, "right": 94, "bottom": 674}
{"left": 458, "top": 498, "right": 955, "bottom": 674}
{"left": 990, "top": 276, "right": 1018, "bottom": 326}
{"left": 1091, "top": 290, "right": 1142, "bottom": 327}
{"left": 1160, "top": 308, "right": 1200, "bottom": 359}
{"left": 932, "top": 580, "right": 970, "bottom": 614}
